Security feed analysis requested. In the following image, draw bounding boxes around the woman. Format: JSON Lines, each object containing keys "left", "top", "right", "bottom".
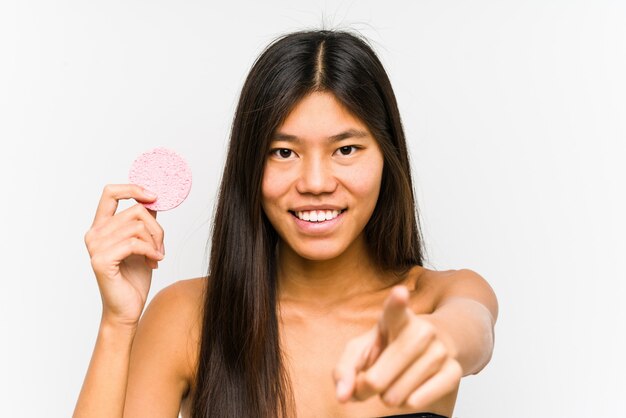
{"left": 74, "top": 30, "right": 498, "bottom": 418}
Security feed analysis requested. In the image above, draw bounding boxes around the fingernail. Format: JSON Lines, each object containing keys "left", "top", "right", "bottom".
{"left": 160, "top": 242, "right": 165, "bottom": 255}
{"left": 143, "top": 188, "right": 157, "bottom": 198}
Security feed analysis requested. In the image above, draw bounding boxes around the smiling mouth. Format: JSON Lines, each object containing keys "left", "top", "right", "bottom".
{"left": 288, "top": 209, "right": 346, "bottom": 222}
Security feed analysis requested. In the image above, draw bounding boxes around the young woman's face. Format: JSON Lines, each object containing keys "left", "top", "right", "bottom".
{"left": 262, "top": 91, "right": 384, "bottom": 262}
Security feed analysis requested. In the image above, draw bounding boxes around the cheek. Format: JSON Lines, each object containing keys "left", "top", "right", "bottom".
{"left": 343, "top": 157, "right": 384, "bottom": 200}
{"left": 261, "top": 165, "right": 291, "bottom": 210}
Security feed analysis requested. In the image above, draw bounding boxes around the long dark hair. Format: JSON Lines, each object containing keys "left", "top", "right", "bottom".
{"left": 190, "top": 29, "right": 424, "bottom": 418}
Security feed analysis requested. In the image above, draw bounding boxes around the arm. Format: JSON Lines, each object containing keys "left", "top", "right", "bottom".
{"left": 73, "top": 321, "right": 137, "bottom": 417}
{"left": 423, "top": 269, "right": 499, "bottom": 376}
{"left": 333, "top": 269, "right": 498, "bottom": 408}
{"left": 74, "top": 282, "right": 190, "bottom": 418}
{"left": 74, "top": 184, "right": 182, "bottom": 417}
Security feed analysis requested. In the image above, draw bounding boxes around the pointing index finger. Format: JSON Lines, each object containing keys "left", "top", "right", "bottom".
{"left": 92, "top": 184, "right": 157, "bottom": 227}
{"left": 350, "top": 287, "right": 412, "bottom": 401}
{"left": 380, "top": 286, "right": 411, "bottom": 342}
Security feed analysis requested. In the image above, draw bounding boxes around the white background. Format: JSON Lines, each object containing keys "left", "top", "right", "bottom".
{"left": 1, "top": 1, "right": 625, "bottom": 417}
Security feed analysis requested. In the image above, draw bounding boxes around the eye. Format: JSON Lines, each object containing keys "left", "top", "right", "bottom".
{"left": 270, "top": 148, "right": 295, "bottom": 159}
{"left": 335, "top": 145, "right": 358, "bottom": 156}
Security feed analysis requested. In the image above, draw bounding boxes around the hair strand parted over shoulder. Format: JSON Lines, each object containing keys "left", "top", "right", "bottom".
{"left": 190, "top": 29, "right": 424, "bottom": 418}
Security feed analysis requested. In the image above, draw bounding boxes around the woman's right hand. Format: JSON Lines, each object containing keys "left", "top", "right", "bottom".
{"left": 84, "top": 184, "right": 165, "bottom": 329}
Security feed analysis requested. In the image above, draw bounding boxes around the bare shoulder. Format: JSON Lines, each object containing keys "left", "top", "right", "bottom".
{"left": 123, "top": 277, "right": 207, "bottom": 416}
{"left": 410, "top": 267, "right": 498, "bottom": 321}
{"left": 173, "top": 276, "right": 207, "bottom": 312}
{"left": 143, "top": 276, "right": 206, "bottom": 338}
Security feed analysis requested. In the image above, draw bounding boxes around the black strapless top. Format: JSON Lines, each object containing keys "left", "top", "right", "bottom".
{"left": 377, "top": 413, "right": 448, "bottom": 418}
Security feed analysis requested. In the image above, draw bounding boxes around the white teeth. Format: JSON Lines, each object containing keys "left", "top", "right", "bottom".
{"left": 295, "top": 209, "right": 343, "bottom": 222}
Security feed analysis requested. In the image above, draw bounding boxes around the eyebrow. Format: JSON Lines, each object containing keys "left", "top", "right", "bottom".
{"left": 271, "top": 128, "right": 369, "bottom": 143}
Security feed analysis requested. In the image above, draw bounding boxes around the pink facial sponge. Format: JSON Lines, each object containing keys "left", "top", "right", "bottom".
{"left": 128, "top": 147, "right": 192, "bottom": 211}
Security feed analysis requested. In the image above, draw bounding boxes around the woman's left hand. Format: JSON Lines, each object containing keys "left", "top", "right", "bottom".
{"left": 333, "top": 286, "right": 463, "bottom": 409}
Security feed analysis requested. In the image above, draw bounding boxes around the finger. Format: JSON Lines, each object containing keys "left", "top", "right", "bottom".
{"left": 145, "top": 209, "right": 162, "bottom": 252}
{"left": 117, "top": 220, "right": 163, "bottom": 261}
{"left": 122, "top": 205, "right": 163, "bottom": 252}
{"left": 92, "top": 237, "right": 164, "bottom": 273}
{"left": 107, "top": 219, "right": 164, "bottom": 269}
{"left": 355, "top": 318, "right": 435, "bottom": 402}
{"left": 87, "top": 217, "right": 161, "bottom": 261}
{"left": 405, "top": 359, "right": 462, "bottom": 409}
{"left": 93, "top": 203, "right": 165, "bottom": 253}
{"left": 379, "top": 286, "right": 411, "bottom": 342}
{"left": 124, "top": 219, "right": 162, "bottom": 268}
{"left": 92, "top": 184, "right": 157, "bottom": 228}
{"left": 380, "top": 339, "right": 448, "bottom": 407}
{"left": 349, "top": 287, "right": 411, "bottom": 401}
{"left": 333, "top": 328, "right": 379, "bottom": 403}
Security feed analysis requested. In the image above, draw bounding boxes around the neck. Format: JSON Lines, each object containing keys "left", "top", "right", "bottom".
{"left": 277, "top": 235, "right": 390, "bottom": 307}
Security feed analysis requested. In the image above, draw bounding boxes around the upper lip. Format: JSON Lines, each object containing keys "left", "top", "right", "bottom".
{"left": 290, "top": 205, "right": 346, "bottom": 212}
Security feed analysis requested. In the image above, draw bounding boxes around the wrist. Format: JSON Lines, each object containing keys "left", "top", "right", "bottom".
{"left": 99, "top": 316, "right": 138, "bottom": 337}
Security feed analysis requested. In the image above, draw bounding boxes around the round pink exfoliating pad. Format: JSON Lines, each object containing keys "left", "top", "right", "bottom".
{"left": 128, "top": 147, "right": 192, "bottom": 211}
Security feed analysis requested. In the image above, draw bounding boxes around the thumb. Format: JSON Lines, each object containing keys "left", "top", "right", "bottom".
{"left": 333, "top": 328, "right": 379, "bottom": 402}
{"left": 379, "top": 286, "right": 411, "bottom": 343}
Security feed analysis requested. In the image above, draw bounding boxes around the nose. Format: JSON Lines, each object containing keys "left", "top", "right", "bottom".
{"left": 296, "top": 155, "right": 337, "bottom": 195}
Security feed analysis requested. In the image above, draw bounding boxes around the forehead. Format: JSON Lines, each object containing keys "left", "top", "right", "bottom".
{"left": 275, "top": 91, "right": 371, "bottom": 140}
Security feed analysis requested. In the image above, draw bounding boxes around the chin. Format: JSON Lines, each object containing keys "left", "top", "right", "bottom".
{"left": 288, "top": 242, "right": 348, "bottom": 262}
